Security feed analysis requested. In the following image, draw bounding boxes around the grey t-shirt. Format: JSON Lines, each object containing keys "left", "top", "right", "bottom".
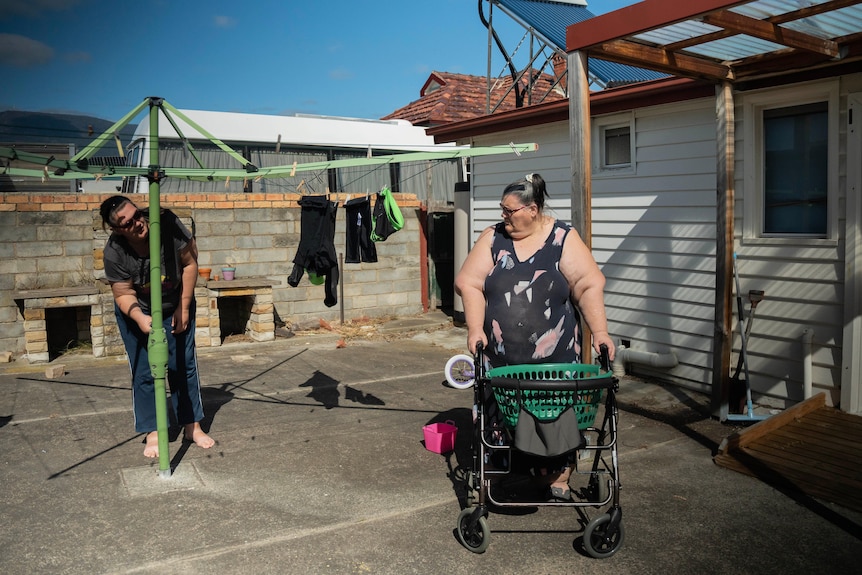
{"left": 103, "top": 209, "right": 191, "bottom": 315}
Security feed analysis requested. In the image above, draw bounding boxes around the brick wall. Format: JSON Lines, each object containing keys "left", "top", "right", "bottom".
{"left": 0, "top": 191, "right": 425, "bottom": 360}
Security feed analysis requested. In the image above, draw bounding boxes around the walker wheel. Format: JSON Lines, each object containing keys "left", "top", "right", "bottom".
{"left": 583, "top": 513, "right": 625, "bottom": 558}
{"left": 445, "top": 354, "right": 475, "bottom": 389}
{"left": 456, "top": 507, "right": 490, "bottom": 553}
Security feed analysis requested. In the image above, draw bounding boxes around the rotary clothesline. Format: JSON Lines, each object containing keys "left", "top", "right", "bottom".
{"left": 2, "top": 96, "right": 538, "bottom": 478}
{"left": 1, "top": 95, "right": 536, "bottom": 186}
{"left": 0, "top": 142, "right": 538, "bottom": 182}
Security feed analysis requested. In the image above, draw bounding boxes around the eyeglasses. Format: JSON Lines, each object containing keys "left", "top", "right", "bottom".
{"left": 500, "top": 203, "right": 531, "bottom": 217}
{"left": 114, "top": 209, "right": 144, "bottom": 230}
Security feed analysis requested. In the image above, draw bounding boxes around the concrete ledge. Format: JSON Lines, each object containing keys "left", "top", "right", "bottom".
{"left": 12, "top": 286, "right": 99, "bottom": 300}
{"left": 207, "top": 278, "right": 280, "bottom": 289}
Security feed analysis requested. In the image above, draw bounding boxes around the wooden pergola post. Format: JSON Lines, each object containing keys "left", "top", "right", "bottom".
{"left": 568, "top": 50, "right": 593, "bottom": 363}
{"left": 712, "top": 81, "right": 735, "bottom": 419}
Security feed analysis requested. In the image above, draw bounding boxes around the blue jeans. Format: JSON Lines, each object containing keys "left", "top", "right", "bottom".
{"left": 115, "top": 303, "right": 205, "bottom": 433}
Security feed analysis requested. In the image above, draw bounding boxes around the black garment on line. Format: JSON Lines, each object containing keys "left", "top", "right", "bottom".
{"left": 287, "top": 195, "right": 339, "bottom": 307}
{"left": 344, "top": 196, "right": 377, "bottom": 264}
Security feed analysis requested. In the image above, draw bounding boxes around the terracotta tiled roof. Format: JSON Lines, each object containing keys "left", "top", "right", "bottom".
{"left": 382, "top": 70, "right": 566, "bottom": 127}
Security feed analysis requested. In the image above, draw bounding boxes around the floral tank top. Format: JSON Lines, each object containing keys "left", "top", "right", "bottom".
{"left": 483, "top": 220, "right": 582, "bottom": 369}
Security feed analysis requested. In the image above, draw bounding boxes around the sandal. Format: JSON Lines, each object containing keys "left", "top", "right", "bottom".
{"left": 549, "top": 484, "right": 572, "bottom": 501}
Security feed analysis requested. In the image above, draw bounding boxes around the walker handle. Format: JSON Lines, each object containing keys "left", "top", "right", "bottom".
{"left": 599, "top": 344, "right": 611, "bottom": 373}
{"left": 474, "top": 342, "right": 485, "bottom": 381}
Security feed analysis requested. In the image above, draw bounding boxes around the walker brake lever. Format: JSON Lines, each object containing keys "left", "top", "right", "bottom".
{"left": 599, "top": 344, "right": 611, "bottom": 372}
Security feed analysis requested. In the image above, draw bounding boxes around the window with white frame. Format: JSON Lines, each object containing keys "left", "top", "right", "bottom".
{"left": 744, "top": 81, "right": 838, "bottom": 240}
{"left": 592, "top": 113, "right": 634, "bottom": 174}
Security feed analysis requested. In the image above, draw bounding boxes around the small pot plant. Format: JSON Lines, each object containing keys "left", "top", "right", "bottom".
{"left": 222, "top": 257, "right": 236, "bottom": 281}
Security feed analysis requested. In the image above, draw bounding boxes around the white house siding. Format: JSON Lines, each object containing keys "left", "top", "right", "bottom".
{"left": 735, "top": 75, "right": 862, "bottom": 408}
{"left": 592, "top": 99, "right": 719, "bottom": 392}
{"left": 461, "top": 75, "right": 862, "bottom": 410}
{"left": 469, "top": 123, "right": 574, "bottom": 240}
{"left": 464, "top": 104, "right": 719, "bottom": 391}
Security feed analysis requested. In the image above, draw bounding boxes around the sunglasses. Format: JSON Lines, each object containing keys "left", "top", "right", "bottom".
{"left": 500, "top": 203, "right": 531, "bottom": 217}
{"left": 114, "top": 209, "right": 144, "bottom": 230}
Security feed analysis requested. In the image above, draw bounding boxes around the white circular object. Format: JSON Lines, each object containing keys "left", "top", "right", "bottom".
{"left": 444, "top": 354, "right": 475, "bottom": 389}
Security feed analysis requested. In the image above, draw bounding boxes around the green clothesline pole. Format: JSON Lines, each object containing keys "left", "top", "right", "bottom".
{"left": 145, "top": 97, "right": 171, "bottom": 478}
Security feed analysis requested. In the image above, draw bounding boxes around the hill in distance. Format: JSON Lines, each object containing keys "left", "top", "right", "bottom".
{"left": 0, "top": 110, "right": 138, "bottom": 157}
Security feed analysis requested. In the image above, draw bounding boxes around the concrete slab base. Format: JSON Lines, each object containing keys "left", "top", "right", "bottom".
{"left": 120, "top": 461, "right": 205, "bottom": 497}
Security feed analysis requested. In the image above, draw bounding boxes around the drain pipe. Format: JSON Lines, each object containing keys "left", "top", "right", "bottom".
{"left": 613, "top": 346, "right": 627, "bottom": 378}
{"left": 802, "top": 328, "right": 814, "bottom": 399}
{"left": 615, "top": 346, "right": 679, "bottom": 377}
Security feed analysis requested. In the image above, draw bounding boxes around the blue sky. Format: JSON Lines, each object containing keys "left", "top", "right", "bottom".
{"left": 0, "top": 0, "right": 633, "bottom": 122}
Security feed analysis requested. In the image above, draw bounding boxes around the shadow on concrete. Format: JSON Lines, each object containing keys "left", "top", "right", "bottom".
{"left": 15, "top": 375, "right": 126, "bottom": 392}
{"left": 47, "top": 434, "right": 142, "bottom": 480}
{"left": 615, "top": 398, "right": 720, "bottom": 455}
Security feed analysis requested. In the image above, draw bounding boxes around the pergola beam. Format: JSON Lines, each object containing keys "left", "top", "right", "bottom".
{"left": 592, "top": 39, "right": 733, "bottom": 82}
{"left": 703, "top": 10, "right": 841, "bottom": 58}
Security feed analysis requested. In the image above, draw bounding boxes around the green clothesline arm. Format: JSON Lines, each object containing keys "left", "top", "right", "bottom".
{"left": 70, "top": 99, "right": 150, "bottom": 163}
{"left": 161, "top": 101, "right": 257, "bottom": 172}
{"left": 0, "top": 143, "right": 539, "bottom": 181}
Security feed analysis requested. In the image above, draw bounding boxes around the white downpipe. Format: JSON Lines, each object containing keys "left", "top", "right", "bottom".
{"left": 617, "top": 347, "right": 679, "bottom": 370}
{"left": 612, "top": 346, "right": 628, "bottom": 378}
{"left": 802, "top": 329, "right": 814, "bottom": 399}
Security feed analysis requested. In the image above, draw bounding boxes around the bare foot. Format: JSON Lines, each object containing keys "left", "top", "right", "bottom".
{"left": 183, "top": 423, "right": 215, "bottom": 449}
{"left": 143, "top": 431, "right": 159, "bottom": 458}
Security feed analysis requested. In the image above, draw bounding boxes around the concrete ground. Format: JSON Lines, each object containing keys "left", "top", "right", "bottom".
{"left": 1, "top": 312, "right": 860, "bottom": 574}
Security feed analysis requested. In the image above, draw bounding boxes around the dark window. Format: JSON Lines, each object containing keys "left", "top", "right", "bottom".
{"left": 603, "top": 126, "right": 631, "bottom": 167}
{"left": 763, "top": 102, "right": 828, "bottom": 235}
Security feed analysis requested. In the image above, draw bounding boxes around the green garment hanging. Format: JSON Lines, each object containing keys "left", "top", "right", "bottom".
{"left": 371, "top": 185, "right": 403, "bottom": 242}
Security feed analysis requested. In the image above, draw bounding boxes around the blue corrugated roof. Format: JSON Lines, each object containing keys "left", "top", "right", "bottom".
{"left": 496, "top": 0, "right": 668, "bottom": 85}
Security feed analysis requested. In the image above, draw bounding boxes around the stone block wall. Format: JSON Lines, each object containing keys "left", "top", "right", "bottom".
{"left": 1, "top": 191, "right": 425, "bottom": 361}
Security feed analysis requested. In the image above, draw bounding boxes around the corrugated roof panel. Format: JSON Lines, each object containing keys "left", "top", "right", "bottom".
{"left": 632, "top": 1, "right": 862, "bottom": 64}
{"left": 586, "top": 59, "right": 663, "bottom": 86}
{"left": 731, "top": 0, "right": 831, "bottom": 19}
{"left": 635, "top": 21, "right": 724, "bottom": 46}
{"left": 496, "top": 0, "right": 667, "bottom": 84}
{"left": 496, "top": 0, "right": 593, "bottom": 49}
{"left": 691, "top": 35, "right": 787, "bottom": 60}
{"left": 734, "top": 2, "right": 862, "bottom": 39}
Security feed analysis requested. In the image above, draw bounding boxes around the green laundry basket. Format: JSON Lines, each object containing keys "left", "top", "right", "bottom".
{"left": 487, "top": 363, "right": 610, "bottom": 430}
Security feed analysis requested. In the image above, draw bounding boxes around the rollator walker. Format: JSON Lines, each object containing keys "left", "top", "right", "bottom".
{"left": 456, "top": 343, "right": 624, "bottom": 558}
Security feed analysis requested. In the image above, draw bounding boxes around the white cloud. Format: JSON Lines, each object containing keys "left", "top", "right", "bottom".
{"left": 0, "top": 33, "right": 54, "bottom": 67}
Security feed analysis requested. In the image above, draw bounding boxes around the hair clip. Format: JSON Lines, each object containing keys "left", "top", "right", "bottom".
{"left": 525, "top": 173, "right": 534, "bottom": 183}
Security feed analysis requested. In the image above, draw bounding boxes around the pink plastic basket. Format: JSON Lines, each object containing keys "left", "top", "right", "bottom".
{"left": 423, "top": 420, "right": 458, "bottom": 454}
